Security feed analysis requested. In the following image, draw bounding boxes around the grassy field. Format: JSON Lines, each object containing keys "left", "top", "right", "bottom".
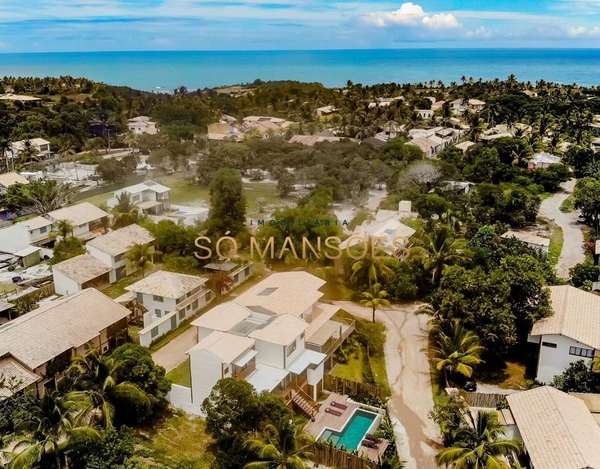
{"left": 100, "top": 267, "right": 158, "bottom": 299}
{"left": 135, "top": 411, "right": 214, "bottom": 468}
{"left": 479, "top": 361, "right": 534, "bottom": 390}
{"left": 166, "top": 358, "right": 192, "bottom": 387}
{"left": 331, "top": 347, "right": 364, "bottom": 382}
{"left": 549, "top": 226, "right": 564, "bottom": 265}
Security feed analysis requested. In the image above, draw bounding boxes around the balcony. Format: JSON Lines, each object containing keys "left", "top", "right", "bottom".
{"left": 306, "top": 318, "right": 355, "bottom": 357}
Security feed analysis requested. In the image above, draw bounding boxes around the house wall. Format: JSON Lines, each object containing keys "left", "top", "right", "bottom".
{"left": 167, "top": 384, "right": 199, "bottom": 415}
{"left": 28, "top": 226, "right": 51, "bottom": 244}
{"left": 255, "top": 340, "right": 285, "bottom": 368}
{"left": 283, "top": 335, "right": 305, "bottom": 368}
{"left": 139, "top": 293, "right": 177, "bottom": 327}
{"left": 71, "top": 222, "right": 91, "bottom": 237}
{"left": 21, "top": 250, "right": 41, "bottom": 268}
{"left": 52, "top": 268, "right": 81, "bottom": 296}
{"left": 230, "top": 263, "right": 254, "bottom": 288}
{"left": 531, "top": 333, "right": 595, "bottom": 383}
{"left": 189, "top": 348, "right": 223, "bottom": 415}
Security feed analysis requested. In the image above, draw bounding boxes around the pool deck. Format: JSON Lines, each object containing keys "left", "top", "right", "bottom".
{"left": 305, "top": 392, "right": 389, "bottom": 462}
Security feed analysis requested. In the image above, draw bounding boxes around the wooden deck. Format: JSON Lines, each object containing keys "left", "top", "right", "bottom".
{"left": 304, "top": 392, "right": 389, "bottom": 462}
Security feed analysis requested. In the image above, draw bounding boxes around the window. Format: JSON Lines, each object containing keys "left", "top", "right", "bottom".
{"left": 223, "top": 366, "right": 229, "bottom": 376}
{"left": 542, "top": 341, "right": 557, "bottom": 348}
{"left": 192, "top": 300, "right": 198, "bottom": 310}
{"left": 233, "top": 274, "right": 239, "bottom": 283}
{"left": 286, "top": 340, "right": 297, "bottom": 357}
{"left": 40, "top": 226, "right": 47, "bottom": 234}
{"left": 151, "top": 327, "right": 158, "bottom": 338}
{"left": 155, "top": 309, "right": 161, "bottom": 318}
{"left": 244, "top": 266, "right": 250, "bottom": 276}
{"left": 187, "top": 292, "right": 192, "bottom": 298}
{"left": 136, "top": 292, "right": 143, "bottom": 303}
{"left": 179, "top": 310, "right": 185, "bottom": 320}
{"left": 153, "top": 295, "right": 164, "bottom": 302}
{"left": 569, "top": 346, "right": 594, "bottom": 358}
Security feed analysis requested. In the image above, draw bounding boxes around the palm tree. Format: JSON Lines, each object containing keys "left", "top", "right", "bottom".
{"left": 207, "top": 270, "right": 234, "bottom": 298}
{"left": 410, "top": 225, "right": 469, "bottom": 284}
{"left": 125, "top": 243, "right": 154, "bottom": 278}
{"left": 19, "top": 140, "right": 41, "bottom": 164}
{"left": 349, "top": 241, "right": 399, "bottom": 287}
{"left": 424, "top": 319, "right": 485, "bottom": 387}
{"left": 0, "top": 391, "right": 100, "bottom": 469}
{"left": 66, "top": 348, "right": 150, "bottom": 428}
{"left": 243, "top": 417, "right": 315, "bottom": 469}
{"left": 436, "top": 411, "right": 521, "bottom": 469}
{"left": 50, "top": 219, "right": 74, "bottom": 241}
{"left": 361, "top": 283, "right": 391, "bottom": 323}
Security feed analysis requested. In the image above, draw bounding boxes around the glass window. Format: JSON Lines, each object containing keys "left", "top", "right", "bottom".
{"left": 153, "top": 295, "right": 163, "bottom": 302}
{"left": 542, "top": 341, "right": 557, "bottom": 348}
{"left": 569, "top": 346, "right": 594, "bottom": 358}
{"left": 234, "top": 274, "right": 239, "bottom": 283}
{"left": 40, "top": 226, "right": 47, "bottom": 233}
{"left": 151, "top": 327, "right": 158, "bottom": 338}
{"left": 179, "top": 310, "right": 185, "bottom": 320}
{"left": 286, "top": 340, "right": 297, "bottom": 357}
{"left": 155, "top": 309, "right": 161, "bottom": 318}
{"left": 244, "top": 266, "right": 250, "bottom": 276}
{"left": 136, "top": 292, "right": 143, "bottom": 303}
{"left": 192, "top": 300, "right": 198, "bottom": 310}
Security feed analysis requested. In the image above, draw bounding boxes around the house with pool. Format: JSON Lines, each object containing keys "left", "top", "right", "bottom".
{"left": 167, "top": 271, "right": 355, "bottom": 416}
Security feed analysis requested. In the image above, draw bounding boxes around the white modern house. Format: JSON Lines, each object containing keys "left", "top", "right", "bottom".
{"left": 167, "top": 272, "right": 354, "bottom": 416}
{"left": 9, "top": 138, "right": 52, "bottom": 161}
{"left": 86, "top": 224, "right": 155, "bottom": 283}
{"left": 501, "top": 230, "right": 550, "bottom": 254}
{"left": 127, "top": 116, "right": 158, "bottom": 135}
{"left": 505, "top": 386, "right": 600, "bottom": 469}
{"left": 107, "top": 181, "right": 170, "bottom": 214}
{"left": 126, "top": 271, "right": 213, "bottom": 347}
{"left": 46, "top": 202, "right": 109, "bottom": 241}
{"left": 52, "top": 254, "right": 112, "bottom": 296}
{"left": 450, "top": 98, "right": 486, "bottom": 113}
{"left": 0, "top": 289, "right": 130, "bottom": 398}
{"left": 0, "top": 216, "right": 53, "bottom": 249}
{"left": 528, "top": 285, "right": 600, "bottom": 383}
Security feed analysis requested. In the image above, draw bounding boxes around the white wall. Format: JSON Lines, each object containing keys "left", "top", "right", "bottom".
{"left": 71, "top": 222, "right": 91, "bottom": 237}
{"left": 139, "top": 293, "right": 177, "bottom": 327}
{"left": 307, "top": 360, "right": 324, "bottom": 387}
{"left": 167, "top": 384, "right": 200, "bottom": 415}
{"left": 0, "top": 225, "right": 30, "bottom": 253}
{"left": 189, "top": 348, "right": 223, "bottom": 415}
{"left": 52, "top": 268, "right": 81, "bottom": 296}
{"left": 283, "top": 335, "right": 305, "bottom": 368}
{"left": 29, "top": 226, "right": 50, "bottom": 244}
{"left": 139, "top": 309, "right": 178, "bottom": 347}
{"left": 255, "top": 340, "right": 284, "bottom": 368}
{"left": 533, "top": 333, "right": 595, "bottom": 383}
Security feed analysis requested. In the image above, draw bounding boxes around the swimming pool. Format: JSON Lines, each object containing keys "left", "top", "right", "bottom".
{"left": 319, "top": 409, "right": 378, "bottom": 451}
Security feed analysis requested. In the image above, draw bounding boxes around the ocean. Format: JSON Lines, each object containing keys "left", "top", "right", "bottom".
{"left": 0, "top": 49, "right": 599, "bottom": 91}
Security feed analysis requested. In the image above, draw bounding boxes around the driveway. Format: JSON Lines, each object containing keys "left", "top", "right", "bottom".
{"left": 152, "top": 327, "right": 196, "bottom": 372}
{"left": 538, "top": 179, "right": 585, "bottom": 278}
{"left": 334, "top": 301, "right": 440, "bottom": 469}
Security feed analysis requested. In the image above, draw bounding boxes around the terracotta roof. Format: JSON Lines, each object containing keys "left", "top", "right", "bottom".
{"left": 52, "top": 254, "right": 112, "bottom": 284}
{"left": 507, "top": 386, "right": 600, "bottom": 469}
{"left": 188, "top": 330, "right": 254, "bottom": 363}
{"left": 87, "top": 224, "right": 154, "bottom": 256}
{"left": 0, "top": 289, "right": 130, "bottom": 370}
{"left": 47, "top": 202, "right": 108, "bottom": 226}
{"left": 125, "top": 270, "right": 207, "bottom": 299}
{"left": 249, "top": 313, "right": 308, "bottom": 346}
{"left": 0, "top": 172, "right": 29, "bottom": 188}
{"left": 531, "top": 285, "right": 600, "bottom": 349}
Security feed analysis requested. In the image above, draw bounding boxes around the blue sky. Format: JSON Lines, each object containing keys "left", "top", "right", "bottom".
{"left": 0, "top": 0, "right": 599, "bottom": 52}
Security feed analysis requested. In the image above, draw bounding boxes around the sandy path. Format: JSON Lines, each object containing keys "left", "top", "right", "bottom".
{"left": 151, "top": 327, "right": 196, "bottom": 372}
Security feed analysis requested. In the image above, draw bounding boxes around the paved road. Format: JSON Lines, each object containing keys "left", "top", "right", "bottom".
{"left": 334, "top": 301, "right": 440, "bottom": 469}
{"left": 538, "top": 179, "right": 585, "bottom": 278}
{"left": 152, "top": 327, "right": 196, "bottom": 372}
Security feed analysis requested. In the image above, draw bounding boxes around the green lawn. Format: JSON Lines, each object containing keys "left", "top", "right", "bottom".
{"left": 331, "top": 348, "right": 364, "bottom": 382}
{"left": 167, "top": 358, "right": 191, "bottom": 387}
{"left": 560, "top": 194, "right": 575, "bottom": 213}
{"left": 100, "top": 268, "right": 157, "bottom": 299}
{"left": 549, "top": 226, "right": 564, "bottom": 265}
{"left": 134, "top": 411, "right": 214, "bottom": 468}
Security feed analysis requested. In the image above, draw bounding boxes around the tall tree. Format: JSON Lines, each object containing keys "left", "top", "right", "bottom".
{"left": 207, "top": 271, "right": 234, "bottom": 298}
{"left": 125, "top": 243, "right": 155, "bottom": 278}
{"left": 361, "top": 283, "right": 391, "bottom": 323}
{"left": 1, "top": 180, "right": 80, "bottom": 215}
{"left": 349, "top": 242, "right": 399, "bottom": 288}
{"left": 204, "top": 168, "right": 247, "bottom": 238}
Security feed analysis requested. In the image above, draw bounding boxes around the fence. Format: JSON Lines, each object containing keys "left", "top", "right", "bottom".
{"left": 313, "top": 443, "right": 380, "bottom": 469}
{"left": 463, "top": 392, "right": 508, "bottom": 409}
{"left": 72, "top": 174, "right": 148, "bottom": 202}
{"left": 324, "top": 374, "right": 386, "bottom": 400}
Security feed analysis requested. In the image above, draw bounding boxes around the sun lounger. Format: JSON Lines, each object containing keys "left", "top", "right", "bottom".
{"left": 365, "top": 433, "right": 381, "bottom": 442}
{"left": 325, "top": 407, "right": 342, "bottom": 417}
{"left": 361, "top": 439, "right": 378, "bottom": 449}
{"left": 331, "top": 401, "right": 348, "bottom": 410}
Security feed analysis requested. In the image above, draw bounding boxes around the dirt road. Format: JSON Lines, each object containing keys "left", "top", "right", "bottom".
{"left": 152, "top": 327, "right": 196, "bottom": 372}
{"left": 334, "top": 301, "right": 440, "bottom": 469}
{"left": 538, "top": 179, "right": 585, "bottom": 278}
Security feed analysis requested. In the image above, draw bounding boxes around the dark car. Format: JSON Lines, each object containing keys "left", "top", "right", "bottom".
{"left": 450, "top": 373, "right": 477, "bottom": 392}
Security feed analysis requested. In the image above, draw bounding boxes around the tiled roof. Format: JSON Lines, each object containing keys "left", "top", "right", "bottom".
{"left": 52, "top": 254, "right": 112, "bottom": 284}
{"left": 19, "top": 216, "right": 52, "bottom": 230}
{"left": 0, "top": 172, "right": 29, "bottom": 188}
{"left": 236, "top": 272, "right": 325, "bottom": 317}
{"left": 191, "top": 301, "right": 252, "bottom": 331}
{"left": 507, "top": 386, "right": 600, "bottom": 469}
{"left": 249, "top": 313, "right": 308, "bottom": 346}
{"left": 531, "top": 285, "right": 600, "bottom": 349}
{"left": 0, "top": 356, "right": 40, "bottom": 399}
{"left": 87, "top": 224, "right": 154, "bottom": 256}
{"left": 188, "top": 330, "right": 254, "bottom": 363}
{"left": 0, "top": 289, "right": 130, "bottom": 370}
{"left": 47, "top": 202, "right": 108, "bottom": 226}
{"left": 126, "top": 270, "right": 207, "bottom": 299}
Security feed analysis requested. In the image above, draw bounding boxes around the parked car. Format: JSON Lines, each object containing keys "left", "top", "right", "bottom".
{"left": 450, "top": 372, "right": 477, "bottom": 392}
{"left": 577, "top": 213, "right": 587, "bottom": 223}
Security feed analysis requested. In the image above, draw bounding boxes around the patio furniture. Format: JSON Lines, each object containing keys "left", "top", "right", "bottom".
{"left": 362, "top": 439, "right": 378, "bottom": 449}
{"left": 365, "top": 433, "right": 382, "bottom": 442}
{"left": 331, "top": 401, "right": 348, "bottom": 410}
{"left": 325, "top": 407, "right": 342, "bottom": 417}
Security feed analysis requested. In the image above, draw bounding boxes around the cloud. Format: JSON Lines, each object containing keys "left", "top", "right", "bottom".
{"left": 362, "top": 2, "right": 460, "bottom": 29}
{"left": 568, "top": 25, "right": 600, "bottom": 36}
{"left": 465, "top": 26, "right": 492, "bottom": 39}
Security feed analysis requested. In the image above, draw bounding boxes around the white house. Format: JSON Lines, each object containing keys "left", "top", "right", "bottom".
{"left": 0, "top": 289, "right": 130, "bottom": 398}
{"left": 527, "top": 152, "right": 562, "bottom": 171}
{"left": 168, "top": 272, "right": 354, "bottom": 415}
{"left": 86, "top": 224, "right": 155, "bottom": 283}
{"left": 9, "top": 138, "right": 52, "bottom": 161}
{"left": 107, "top": 181, "right": 170, "bottom": 214}
{"left": 506, "top": 386, "right": 600, "bottom": 469}
{"left": 315, "top": 106, "right": 337, "bottom": 117}
{"left": 501, "top": 230, "right": 550, "bottom": 254}
{"left": 0, "top": 172, "right": 29, "bottom": 194}
{"left": 450, "top": 98, "right": 486, "bottom": 113}
{"left": 528, "top": 285, "right": 600, "bottom": 383}
{"left": 127, "top": 116, "right": 158, "bottom": 135}
{"left": 416, "top": 109, "right": 434, "bottom": 119}
{"left": 46, "top": 202, "right": 109, "bottom": 241}
{"left": 52, "top": 253, "right": 112, "bottom": 296}
{"left": 0, "top": 216, "right": 53, "bottom": 254}
{"left": 126, "top": 270, "right": 213, "bottom": 347}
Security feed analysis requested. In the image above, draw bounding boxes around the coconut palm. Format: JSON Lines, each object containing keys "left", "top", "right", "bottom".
{"left": 361, "top": 283, "right": 391, "bottom": 323}
{"left": 19, "top": 140, "right": 41, "bottom": 164}
{"left": 410, "top": 225, "right": 469, "bottom": 284}
{"left": 243, "top": 417, "right": 315, "bottom": 469}
{"left": 65, "top": 348, "right": 150, "bottom": 429}
{"left": 436, "top": 411, "right": 522, "bottom": 469}
{"left": 125, "top": 243, "right": 154, "bottom": 278}
{"left": 50, "top": 219, "right": 74, "bottom": 241}
{"left": 0, "top": 391, "right": 99, "bottom": 469}
{"left": 424, "top": 319, "right": 485, "bottom": 387}
{"left": 349, "top": 240, "right": 399, "bottom": 287}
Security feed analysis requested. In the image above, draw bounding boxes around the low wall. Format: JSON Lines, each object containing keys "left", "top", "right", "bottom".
{"left": 167, "top": 384, "right": 202, "bottom": 416}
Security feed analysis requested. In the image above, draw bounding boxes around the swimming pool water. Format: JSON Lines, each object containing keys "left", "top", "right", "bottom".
{"left": 320, "top": 410, "right": 377, "bottom": 450}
